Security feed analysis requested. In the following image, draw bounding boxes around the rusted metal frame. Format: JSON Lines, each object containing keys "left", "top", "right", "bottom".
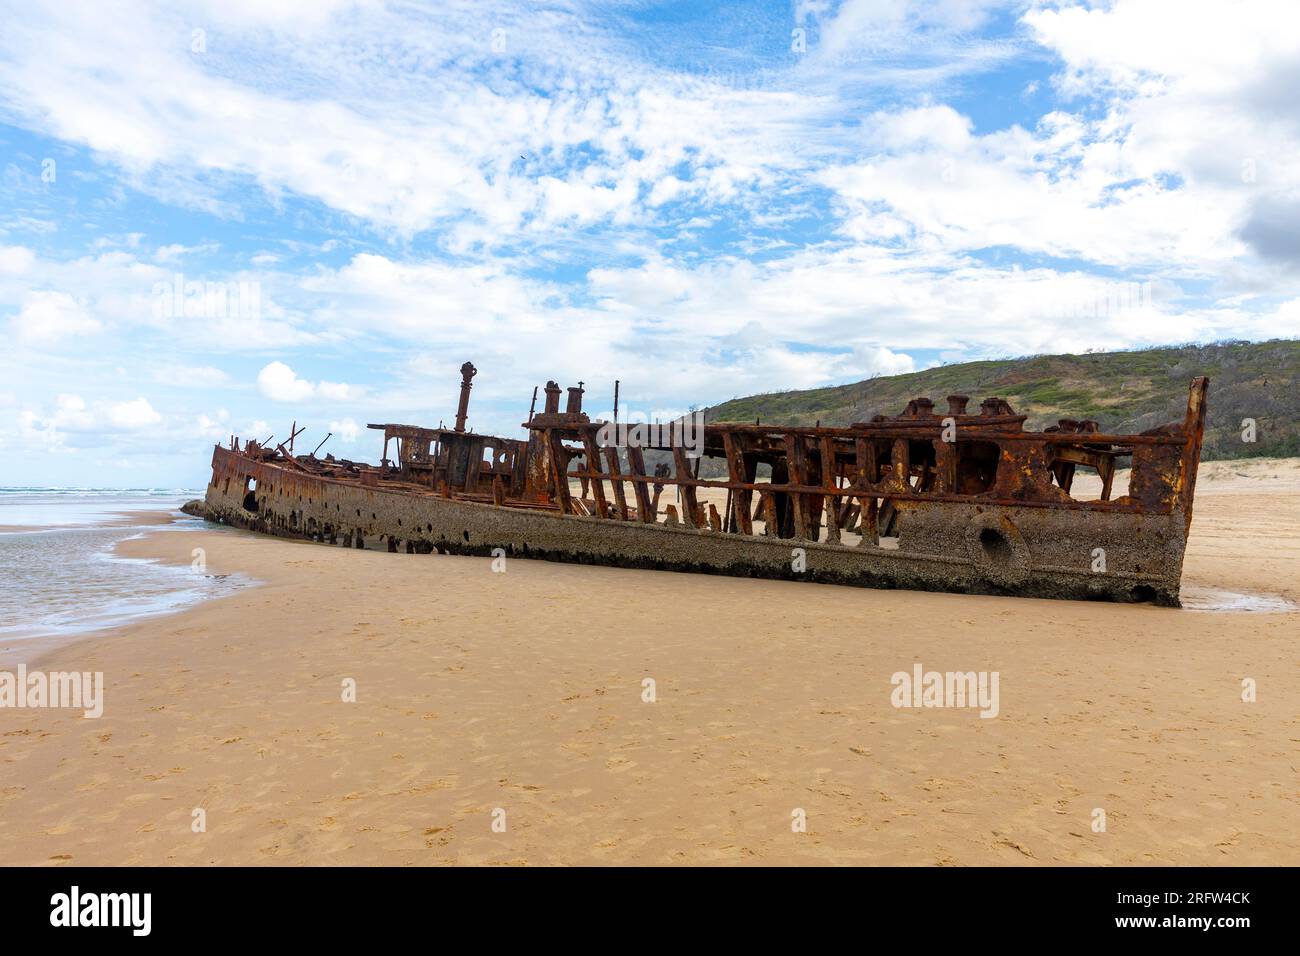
{"left": 722, "top": 432, "right": 753, "bottom": 535}
{"left": 853, "top": 435, "right": 877, "bottom": 488}
{"left": 465, "top": 436, "right": 486, "bottom": 489}
{"left": 1050, "top": 444, "right": 1122, "bottom": 498}
{"left": 819, "top": 436, "right": 845, "bottom": 544}
{"left": 1054, "top": 461, "right": 1078, "bottom": 494}
{"left": 537, "top": 417, "right": 1184, "bottom": 447}
{"left": 545, "top": 428, "right": 575, "bottom": 515}
{"left": 1098, "top": 460, "right": 1116, "bottom": 501}
{"left": 672, "top": 444, "right": 704, "bottom": 528}
{"left": 544, "top": 471, "right": 1168, "bottom": 512}
{"left": 1052, "top": 445, "right": 1123, "bottom": 466}
{"left": 691, "top": 423, "right": 1185, "bottom": 446}
{"left": 623, "top": 444, "right": 656, "bottom": 523}
{"left": 760, "top": 490, "right": 780, "bottom": 537}
{"left": 784, "top": 434, "right": 811, "bottom": 540}
{"left": 274, "top": 444, "right": 313, "bottom": 472}
{"left": 603, "top": 446, "right": 630, "bottom": 520}
{"left": 897, "top": 437, "right": 916, "bottom": 486}
{"left": 933, "top": 437, "right": 957, "bottom": 495}
{"left": 1176, "top": 376, "right": 1210, "bottom": 531}
{"left": 533, "top": 418, "right": 1185, "bottom": 454}
{"left": 228, "top": 452, "right": 565, "bottom": 511}
{"left": 856, "top": 495, "right": 879, "bottom": 547}
{"left": 579, "top": 432, "right": 610, "bottom": 518}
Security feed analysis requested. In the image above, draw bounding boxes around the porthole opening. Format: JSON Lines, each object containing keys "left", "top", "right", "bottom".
{"left": 1131, "top": 584, "right": 1158, "bottom": 603}
{"left": 978, "top": 527, "right": 1011, "bottom": 566}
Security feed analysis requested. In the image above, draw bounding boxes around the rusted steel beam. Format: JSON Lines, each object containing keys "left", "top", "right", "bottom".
{"left": 1176, "top": 376, "right": 1209, "bottom": 532}
{"left": 856, "top": 495, "right": 879, "bottom": 547}
{"left": 546, "top": 428, "right": 574, "bottom": 515}
{"left": 784, "top": 434, "right": 810, "bottom": 539}
{"left": 603, "top": 446, "right": 630, "bottom": 520}
{"left": 820, "top": 435, "right": 841, "bottom": 544}
{"left": 672, "top": 444, "right": 703, "bottom": 528}
{"left": 722, "top": 432, "right": 753, "bottom": 535}
{"left": 760, "top": 490, "right": 780, "bottom": 537}
{"left": 624, "top": 444, "right": 656, "bottom": 523}
{"left": 934, "top": 436, "right": 956, "bottom": 494}
{"left": 580, "top": 431, "right": 609, "bottom": 518}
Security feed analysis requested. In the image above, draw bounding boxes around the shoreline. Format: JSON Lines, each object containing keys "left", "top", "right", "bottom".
{"left": 1, "top": 465, "right": 1297, "bottom": 865}
{"left": 0, "top": 510, "right": 239, "bottom": 669}
{"left": 0, "top": 508, "right": 186, "bottom": 536}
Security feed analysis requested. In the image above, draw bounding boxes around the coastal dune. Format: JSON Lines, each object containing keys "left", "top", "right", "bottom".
{"left": 0, "top": 458, "right": 1296, "bottom": 866}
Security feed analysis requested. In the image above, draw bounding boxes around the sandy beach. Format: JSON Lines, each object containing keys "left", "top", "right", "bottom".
{"left": 1, "top": 458, "right": 1296, "bottom": 866}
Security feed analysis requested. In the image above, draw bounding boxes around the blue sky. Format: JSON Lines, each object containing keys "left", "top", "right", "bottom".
{"left": 1, "top": 0, "right": 1297, "bottom": 487}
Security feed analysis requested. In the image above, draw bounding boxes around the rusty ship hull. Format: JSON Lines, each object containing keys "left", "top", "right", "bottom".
{"left": 191, "top": 367, "right": 1209, "bottom": 606}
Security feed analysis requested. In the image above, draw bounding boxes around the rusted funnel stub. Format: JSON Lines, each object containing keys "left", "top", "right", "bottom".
{"left": 544, "top": 380, "right": 561, "bottom": 415}
{"left": 981, "top": 397, "right": 1014, "bottom": 417}
{"left": 566, "top": 383, "right": 585, "bottom": 415}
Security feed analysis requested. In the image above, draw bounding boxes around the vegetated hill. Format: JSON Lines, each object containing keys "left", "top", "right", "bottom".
{"left": 705, "top": 339, "right": 1300, "bottom": 462}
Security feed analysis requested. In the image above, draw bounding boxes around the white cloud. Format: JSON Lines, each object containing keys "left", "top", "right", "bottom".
{"left": 256, "top": 361, "right": 360, "bottom": 403}
{"left": 14, "top": 393, "right": 163, "bottom": 451}
{"left": 153, "top": 365, "right": 229, "bottom": 387}
{"left": 0, "top": 2, "right": 838, "bottom": 243}
{"left": 256, "top": 362, "right": 315, "bottom": 402}
{"left": 855, "top": 345, "right": 916, "bottom": 378}
{"left": 106, "top": 397, "right": 162, "bottom": 429}
{"left": 328, "top": 418, "right": 360, "bottom": 443}
{"left": 0, "top": 245, "right": 36, "bottom": 276}
{"left": 10, "top": 291, "right": 103, "bottom": 344}
{"left": 0, "top": 248, "right": 318, "bottom": 352}
{"left": 154, "top": 242, "right": 219, "bottom": 263}
{"left": 196, "top": 409, "right": 232, "bottom": 441}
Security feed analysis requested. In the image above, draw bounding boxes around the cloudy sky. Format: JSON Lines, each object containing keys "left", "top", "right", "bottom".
{"left": 1, "top": 0, "right": 1297, "bottom": 487}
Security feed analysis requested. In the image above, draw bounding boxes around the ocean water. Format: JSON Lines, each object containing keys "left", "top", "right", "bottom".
{"left": 0, "top": 488, "right": 250, "bottom": 646}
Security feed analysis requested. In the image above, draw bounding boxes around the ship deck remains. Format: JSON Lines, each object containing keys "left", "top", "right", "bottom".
{"left": 195, "top": 363, "right": 1209, "bottom": 605}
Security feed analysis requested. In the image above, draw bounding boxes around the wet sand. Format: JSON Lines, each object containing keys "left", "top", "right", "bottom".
{"left": 0, "top": 459, "right": 1296, "bottom": 866}
{"left": 0, "top": 509, "right": 182, "bottom": 535}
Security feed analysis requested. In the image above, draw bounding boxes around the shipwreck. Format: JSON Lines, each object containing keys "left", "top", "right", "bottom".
{"left": 187, "top": 363, "right": 1209, "bottom": 605}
